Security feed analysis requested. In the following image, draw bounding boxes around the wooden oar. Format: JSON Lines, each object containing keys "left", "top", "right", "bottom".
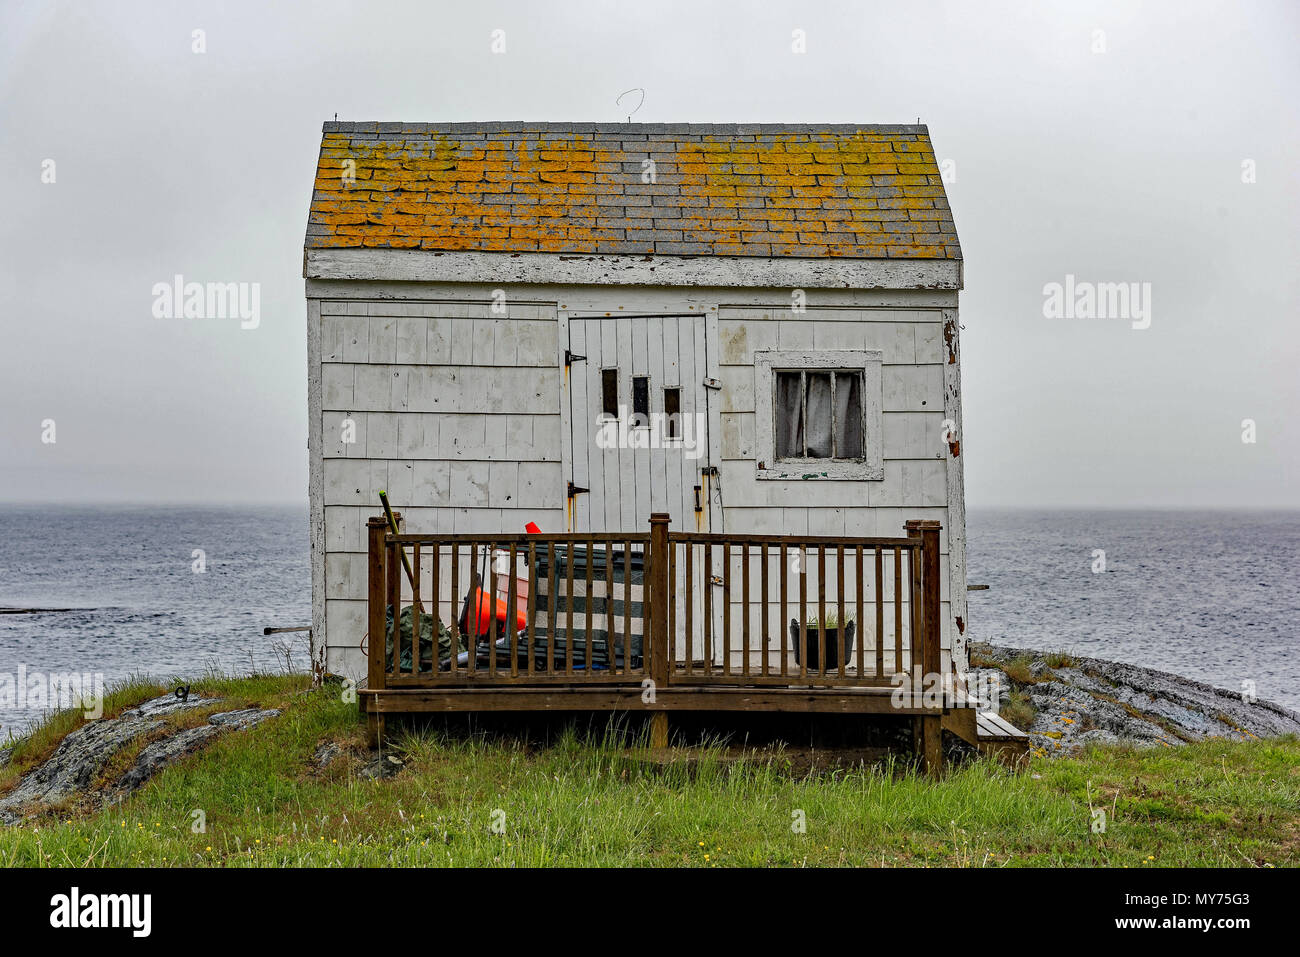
{"left": 378, "top": 490, "right": 424, "bottom": 613}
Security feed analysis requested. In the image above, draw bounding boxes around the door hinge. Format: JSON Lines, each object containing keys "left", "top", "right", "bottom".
{"left": 567, "top": 481, "right": 589, "bottom": 498}
{"left": 564, "top": 350, "right": 587, "bottom": 367}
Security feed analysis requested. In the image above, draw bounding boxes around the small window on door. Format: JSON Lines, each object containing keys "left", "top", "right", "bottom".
{"left": 601, "top": 369, "right": 618, "bottom": 417}
{"left": 631, "top": 376, "right": 650, "bottom": 423}
{"left": 775, "top": 369, "right": 864, "bottom": 461}
{"left": 663, "top": 387, "right": 681, "bottom": 439}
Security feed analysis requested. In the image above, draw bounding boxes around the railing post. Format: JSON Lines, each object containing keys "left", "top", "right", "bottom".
{"left": 648, "top": 513, "right": 671, "bottom": 749}
{"left": 366, "top": 515, "right": 390, "bottom": 748}
{"left": 905, "top": 522, "right": 922, "bottom": 673}
{"left": 919, "top": 522, "right": 942, "bottom": 681}
{"left": 905, "top": 519, "right": 943, "bottom": 776}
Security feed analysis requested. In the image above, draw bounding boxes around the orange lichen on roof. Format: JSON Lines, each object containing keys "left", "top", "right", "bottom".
{"left": 306, "top": 123, "right": 960, "bottom": 259}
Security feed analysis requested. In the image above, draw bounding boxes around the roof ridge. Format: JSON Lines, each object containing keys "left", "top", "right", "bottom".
{"left": 321, "top": 121, "right": 930, "bottom": 135}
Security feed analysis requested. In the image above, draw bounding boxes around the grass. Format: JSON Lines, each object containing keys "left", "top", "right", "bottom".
{"left": 968, "top": 644, "right": 1075, "bottom": 682}
{"left": 0, "top": 674, "right": 1297, "bottom": 867}
{"left": 1002, "top": 654, "right": 1052, "bottom": 685}
{"left": 1045, "top": 651, "right": 1077, "bottom": 670}
{"left": 1001, "top": 690, "right": 1037, "bottom": 732}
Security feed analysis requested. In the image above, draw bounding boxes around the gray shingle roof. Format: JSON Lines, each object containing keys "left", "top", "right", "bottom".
{"left": 308, "top": 122, "right": 960, "bottom": 260}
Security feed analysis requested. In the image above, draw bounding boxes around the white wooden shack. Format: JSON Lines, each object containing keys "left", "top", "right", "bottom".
{"left": 304, "top": 121, "right": 967, "bottom": 690}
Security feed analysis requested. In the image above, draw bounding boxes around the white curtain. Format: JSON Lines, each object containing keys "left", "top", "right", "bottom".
{"left": 776, "top": 372, "right": 804, "bottom": 458}
{"left": 835, "top": 372, "right": 863, "bottom": 458}
{"left": 805, "top": 373, "right": 833, "bottom": 457}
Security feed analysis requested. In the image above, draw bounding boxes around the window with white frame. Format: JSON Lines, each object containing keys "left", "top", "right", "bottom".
{"left": 755, "top": 350, "right": 883, "bottom": 480}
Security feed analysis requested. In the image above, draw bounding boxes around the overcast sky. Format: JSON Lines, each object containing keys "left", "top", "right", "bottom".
{"left": 1, "top": 0, "right": 1296, "bottom": 508}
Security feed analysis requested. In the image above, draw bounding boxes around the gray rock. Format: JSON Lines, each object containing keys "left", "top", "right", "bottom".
{"left": 975, "top": 644, "right": 1300, "bottom": 757}
{"left": 208, "top": 708, "right": 281, "bottom": 731}
{"left": 127, "top": 693, "right": 217, "bottom": 720}
{"left": 112, "top": 725, "right": 222, "bottom": 795}
{"left": 359, "top": 752, "right": 404, "bottom": 780}
{"left": 0, "top": 694, "right": 280, "bottom": 823}
{"left": 0, "top": 694, "right": 215, "bottom": 821}
{"left": 110, "top": 709, "right": 280, "bottom": 799}
{"left": 0, "top": 747, "right": 11, "bottom": 768}
{"left": 313, "top": 741, "right": 341, "bottom": 769}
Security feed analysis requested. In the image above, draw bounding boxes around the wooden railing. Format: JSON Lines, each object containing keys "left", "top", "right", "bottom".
{"left": 365, "top": 513, "right": 943, "bottom": 696}
{"left": 665, "top": 526, "right": 935, "bottom": 686}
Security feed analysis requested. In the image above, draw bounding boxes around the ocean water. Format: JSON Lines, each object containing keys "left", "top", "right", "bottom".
{"left": 0, "top": 505, "right": 311, "bottom": 740}
{"left": 966, "top": 509, "right": 1300, "bottom": 712}
{"left": 1, "top": 505, "right": 1296, "bottom": 738}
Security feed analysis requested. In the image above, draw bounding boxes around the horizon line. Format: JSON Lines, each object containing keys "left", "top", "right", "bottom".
{"left": 0, "top": 501, "right": 1297, "bottom": 513}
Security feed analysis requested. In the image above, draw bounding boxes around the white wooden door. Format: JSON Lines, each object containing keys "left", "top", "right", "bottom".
{"left": 568, "top": 315, "right": 714, "bottom": 535}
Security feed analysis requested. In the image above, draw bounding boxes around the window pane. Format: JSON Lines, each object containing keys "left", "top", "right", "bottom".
{"left": 664, "top": 388, "right": 680, "bottom": 439}
{"left": 632, "top": 376, "right": 649, "bottom": 421}
{"left": 601, "top": 369, "right": 618, "bottom": 417}
{"left": 805, "top": 373, "right": 833, "bottom": 458}
{"left": 775, "top": 372, "right": 803, "bottom": 458}
{"left": 835, "top": 372, "right": 863, "bottom": 458}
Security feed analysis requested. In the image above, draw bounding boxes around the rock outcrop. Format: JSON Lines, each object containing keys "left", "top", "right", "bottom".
{"left": 0, "top": 693, "right": 279, "bottom": 823}
{"left": 972, "top": 644, "right": 1300, "bottom": 757}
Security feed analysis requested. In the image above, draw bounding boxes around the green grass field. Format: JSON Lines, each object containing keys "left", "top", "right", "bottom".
{"left": 1, "top": 674, "right": 1297, "bottom": 867}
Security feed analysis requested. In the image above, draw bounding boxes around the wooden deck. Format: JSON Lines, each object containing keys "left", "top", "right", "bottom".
{"left": 359, "top": 513, "right": 971, "bottom": 773}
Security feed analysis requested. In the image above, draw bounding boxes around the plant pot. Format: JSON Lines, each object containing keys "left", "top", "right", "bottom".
{"left": 790, "top": 619, "right": 856, "bottom": 671}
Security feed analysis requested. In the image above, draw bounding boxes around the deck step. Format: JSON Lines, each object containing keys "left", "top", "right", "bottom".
{"left": 942, "top": 707, "right": 1029, "bottom": 764}
{"left": 976, "top": 709, "right": 1029, "bottom": 742}
{"left": 974, "top": 710, "right": 1030, "bottom": 764}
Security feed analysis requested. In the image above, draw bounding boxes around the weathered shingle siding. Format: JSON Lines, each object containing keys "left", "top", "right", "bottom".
{"left": 317, "top": 298, "right": 563, "bottom": 678}
{"left": 716, "top": 303, "right": 961, "bottom": 669}
{"left": 308, "top": 122, "right": 960, "bottom": 260}
{"left": 309, "top": 284, "right": 967, "bottom": 678}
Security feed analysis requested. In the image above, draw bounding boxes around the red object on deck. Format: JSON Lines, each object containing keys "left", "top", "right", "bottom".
{"left": 468, "top": 586, "right": 528, "bottom": 635}
{"left": 525, "top": 521, "right": 541, "bottom": 534}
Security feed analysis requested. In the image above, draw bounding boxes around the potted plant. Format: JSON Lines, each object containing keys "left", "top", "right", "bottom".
{"left": 789, "top": 611, "right": 857, "bottom": 671}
